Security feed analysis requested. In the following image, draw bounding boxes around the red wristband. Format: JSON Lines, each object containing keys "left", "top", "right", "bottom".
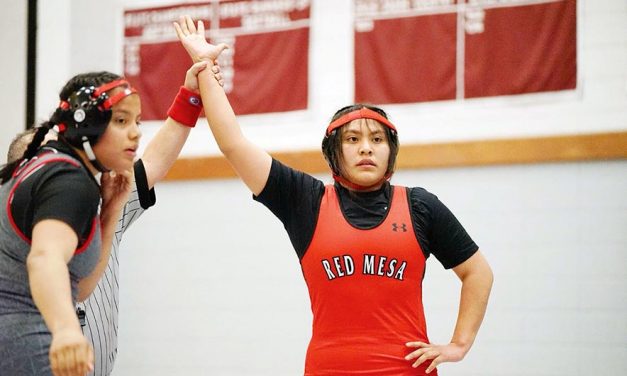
{"left": 167, "top": 86, "right": 202, "bottom": 127}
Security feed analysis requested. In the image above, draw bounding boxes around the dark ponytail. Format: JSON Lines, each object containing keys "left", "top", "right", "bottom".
{"left": 1, "top": 71, "right": 122, "bottom": 183}
{"left": 0, "top": 123, "right": 53, "bottom": 184}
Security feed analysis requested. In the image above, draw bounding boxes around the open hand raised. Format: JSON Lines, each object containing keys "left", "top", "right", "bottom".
{"left": 173, "top": 15, "right": 228, "bottom": 64}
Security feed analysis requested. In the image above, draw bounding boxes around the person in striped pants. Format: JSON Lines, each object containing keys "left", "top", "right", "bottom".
{"left": 6, "top": 61, "right": 224, "bottom": 376}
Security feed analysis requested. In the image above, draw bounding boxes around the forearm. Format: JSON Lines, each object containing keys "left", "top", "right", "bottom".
{"left": 197, "top": 66, "right": 271, "bottom": 195}
{"left": 197, "top": 67, "right": 245, "bottom": 154}
{"left": 28, "top": 254, "right": 81, "bottom": 333}
{"left": 450, "top": 265, "right": 493, "bottom": 354}
{"left": 76, "top": 212, "right": 118, "bottom": 301}
{"left": 142, "top": 119, "right": 192, "bottom": 188}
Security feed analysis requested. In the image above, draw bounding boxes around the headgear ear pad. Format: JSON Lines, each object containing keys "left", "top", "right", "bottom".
{"left": 59, "top": 85, "right": 112, "bottom": 148}
{"left": 56, "top": 79, "right": 136, "bottom": 149}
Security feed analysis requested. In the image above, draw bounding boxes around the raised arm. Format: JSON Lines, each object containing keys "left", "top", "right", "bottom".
{"left": 174, "top": 16, "right": 272, "bottom": 195}
{"left": 142, "top": 60, "right": 211, "bottom": 189}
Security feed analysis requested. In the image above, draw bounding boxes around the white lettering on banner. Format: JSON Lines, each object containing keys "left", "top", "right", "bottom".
{"left": 125, "top": 0, "right": 311, "bottom": 45}
{"left": 468, "top": 0, "right": 561, "bottom": 6}
{"left": 124, "top": 6, "right": 214, "bottom": 28}
{"left": 355, "top": 0, "right": 455, "bottom": 17}
{"left": 411, "top": 0, "right": 455, "bottom": 8}
{"left": 382, "top": 0, "right": 411, "bottom": 12}
{"left": 355, "top": 0, "right": 378, "bottom": 14}
{"left": 355, "top": 0, "right": 563, "bottom": 19}
{"left": 242, "top": 13, "right": 291, "bottom": 29}
{"left": 220, "top": 0, "right": 310, "bottom": 18}
{"left": 124, "top": 44, "right": 140, "bottom": 76}
{"left": 124, "top": 1, "right": 310, "bottom": 79}
{"left": 465, "top": 7, "right": 485, "bottom": 34}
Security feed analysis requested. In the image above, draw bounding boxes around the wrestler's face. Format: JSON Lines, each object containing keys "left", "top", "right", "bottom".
{"left": 339, "top": 119, "right": 390, "bottom": 191}
{"left": 93, "top": 90, "right": 142, "bottom": 173}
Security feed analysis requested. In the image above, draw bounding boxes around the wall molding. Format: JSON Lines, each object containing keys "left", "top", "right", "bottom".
{"left": 165, "top": 131, "right": 627, "bottom": 181}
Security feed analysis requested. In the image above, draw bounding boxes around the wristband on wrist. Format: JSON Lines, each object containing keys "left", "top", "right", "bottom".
{"left": 167, "top": 86, "right": 202, "bottom": 127}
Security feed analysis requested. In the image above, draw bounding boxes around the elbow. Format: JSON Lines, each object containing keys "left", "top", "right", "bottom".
{"left": 484, "top": 263, "right": 494, "bottom": 283}
{"left": 26, "top": 250, "right": 47, "bottom": 274}
{"left": 218, "top": 139, "right": 247, "bottom": 160}
{"left": 481, "top": 263, "right": 494, "bottom": 292}
{"left": 218, "top": 141, "right": 238, "bottom": 157}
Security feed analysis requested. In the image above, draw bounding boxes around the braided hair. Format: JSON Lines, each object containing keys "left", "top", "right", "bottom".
{"left": 0, "top": 71, "right": 121, "bottom": 183}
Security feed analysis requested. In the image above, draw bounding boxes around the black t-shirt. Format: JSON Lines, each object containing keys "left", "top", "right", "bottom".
{"left": 254, "top": 159, "right": 478, "bottom": 269}
{"left": 11, "top": 141, "right": 100, "bottom": 245}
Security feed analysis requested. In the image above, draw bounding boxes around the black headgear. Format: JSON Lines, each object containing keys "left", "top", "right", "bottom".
{"left": 56, "top": 79, "right": 137, "bottom": 148}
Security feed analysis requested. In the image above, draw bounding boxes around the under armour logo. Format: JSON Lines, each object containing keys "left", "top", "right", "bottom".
{"left": 392, "top": 223, "right": 407, "bottom": 232}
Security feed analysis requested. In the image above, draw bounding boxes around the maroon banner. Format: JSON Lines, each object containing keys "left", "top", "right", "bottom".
{"left": 124, "top": 1, "right": 310, "bottom": 120}
{"left": 465, "top": 0, "right": 577, "bottom": 98}
{"left": 354, "top": 0, "right": 577, "bottom": 104}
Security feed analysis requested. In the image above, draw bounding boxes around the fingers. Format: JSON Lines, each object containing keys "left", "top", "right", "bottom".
{"left": 50, "top": 344, "right": 93, "bottom": 376}
{"left": 197, "top": 19, "right": 205, "bottom": 34}
{"left": 100, "top": 171, "right": 111, "bottom": 185}
{"left": 189, "top": 60, "right": 209, "bottom": 75}
{"left": 425, "top": 355, "right": 443, "bottom": 374}
{"left": 87, "top": 345, "right": 94, "bottom": 373}
{"left": 216, "top": 43, "right": 229, "bottom": 54}
{"left": 209, "top": 64, "right": 224, "bottom": 86}
{"left": 185, "top": 15, "right": 196, "bottom": 34}
{"left": 405, "top": 342, "right": 439, "bottom": 370}
{"left": 173, "top": 21, "right": 184, "bottom": 40}
{"left": 117, "top": 168, "right": 132, "bottom": 180}
{"left": 405, "top": 341, "right": 429, "bottom": 348}
{"left": 411, "top": 348, "right": 439, "bottom": 369}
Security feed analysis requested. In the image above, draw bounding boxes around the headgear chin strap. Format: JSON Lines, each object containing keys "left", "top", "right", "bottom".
{"left": 56, "top": 79, "right": 137, "bottom": 172}
{"left": 324, "top": 107, "right": 397, "bottom": 191}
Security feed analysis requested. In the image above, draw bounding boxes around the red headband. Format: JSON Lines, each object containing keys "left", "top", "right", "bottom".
{"left": 58, "top": 79, "right": 137, "bottom": 111}
{"left": 326, "top": 108, "right": 396, "bottom": 136}
{"left": 95, "top": 79, "right": 137, "bottom": 110}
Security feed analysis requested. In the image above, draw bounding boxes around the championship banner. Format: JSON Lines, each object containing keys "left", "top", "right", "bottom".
{"left": 124, "top": 1, "right": 311, "bottom": 120}
{"left": 354, "top": 0, "right": 577, "bottom": 104}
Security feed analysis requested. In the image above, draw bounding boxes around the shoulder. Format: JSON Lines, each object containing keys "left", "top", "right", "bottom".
{"left": 29, "top": 153, "right": 99, "bottom": 205}
{"left": 258, "top": 158, "right": 325, "bottom": 200}
{"left": 407, "top": 186, "right": 438, "bottom": 201}
{"left": 406, "top": 186, "right": 443, "bottom": 215}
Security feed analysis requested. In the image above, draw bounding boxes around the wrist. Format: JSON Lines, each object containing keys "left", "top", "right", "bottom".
{"left": 167, "top": 86, "right": 203, "bottom": 127}
{"left": 450, "top": 339, "right": 472, "bottom": 355}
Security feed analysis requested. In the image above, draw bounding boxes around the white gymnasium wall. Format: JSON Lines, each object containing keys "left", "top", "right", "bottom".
{"left": 116, "top": 160, "right": 627, "bottom": 376}
{"left": 1, "top": 0, "right": 625, "bottom": 375}
{"left": 0, "top": 2, "right": 27, "bottom": 161}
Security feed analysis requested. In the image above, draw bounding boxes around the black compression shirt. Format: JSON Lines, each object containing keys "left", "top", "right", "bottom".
{"left": 10, "top": 141, "right": 155, "bottom": 245}
{"left": 10, "top": 141, "right": 100, "bottom": 244}
{"left": 254, "top": 159, "right": 478, "bottom": 268}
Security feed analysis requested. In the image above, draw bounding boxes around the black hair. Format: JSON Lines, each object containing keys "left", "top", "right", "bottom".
{"left": 6, "top": 127, "right": 38, "bottom": 163}
{"left": 0, "top": 71, "right": 121, "bottom": 184}
{"left": 321, "top": 103, "right": 399, "bottom": 179}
